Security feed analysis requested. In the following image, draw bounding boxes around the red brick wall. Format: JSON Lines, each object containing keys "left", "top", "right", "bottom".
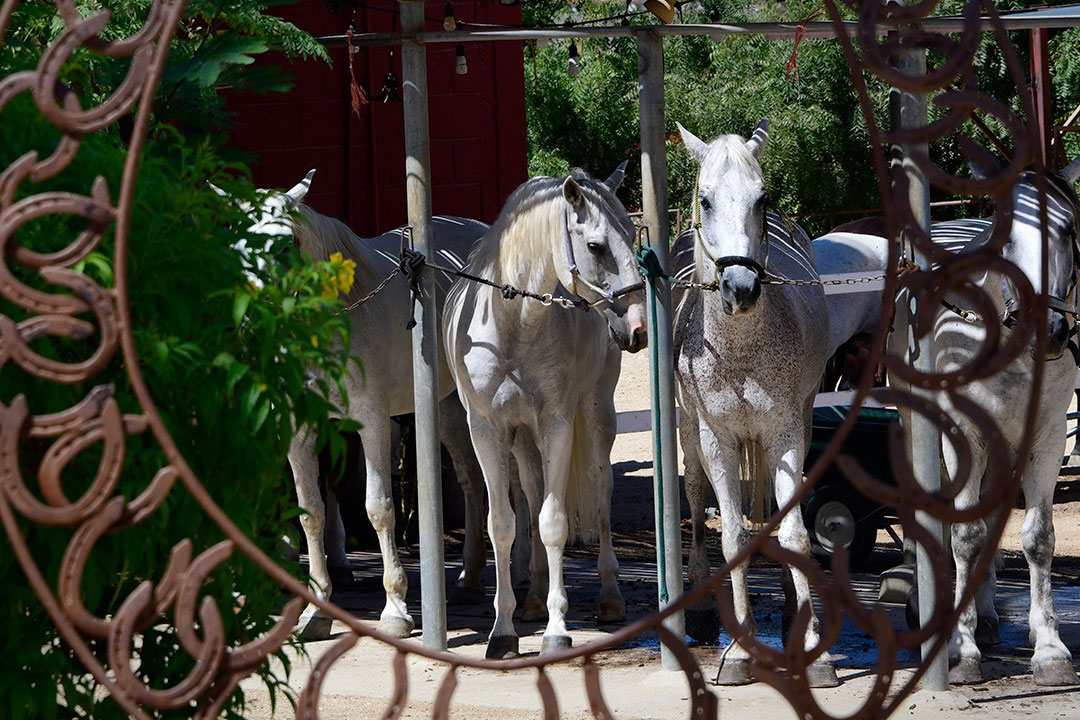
{"left": 226, "top": 0, "right": 527, "bottom": 236}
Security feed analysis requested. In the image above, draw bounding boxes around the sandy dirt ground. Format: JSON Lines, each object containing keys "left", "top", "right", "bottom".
{"left": 240, "top": 352, "right": 1080, "bottom": 719}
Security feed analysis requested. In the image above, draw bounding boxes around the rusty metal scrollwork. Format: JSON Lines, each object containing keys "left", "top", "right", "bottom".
{"left": 0, "top": 1, "right": 1060, "bottom": 718}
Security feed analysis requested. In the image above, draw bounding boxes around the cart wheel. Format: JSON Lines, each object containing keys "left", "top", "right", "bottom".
{"left": 803, "top": 484, "right": 876, "bottom": 570}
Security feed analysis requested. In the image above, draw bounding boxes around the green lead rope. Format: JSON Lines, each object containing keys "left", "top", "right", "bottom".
{"left": 637, "top": 245, "right": 669, "bottom": 605}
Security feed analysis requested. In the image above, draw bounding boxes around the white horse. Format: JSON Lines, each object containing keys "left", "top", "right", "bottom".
{"left": 232, "top": 173, "right": 490, "bottom": 639}
{"left": 444, "top": 165, "right": 646, "bottom": 659}
{"left": 888, "top": 159, "right": 1080, "bottom": 686}
{"left": 673, "top": 121, "right": 838, "bottom": 687}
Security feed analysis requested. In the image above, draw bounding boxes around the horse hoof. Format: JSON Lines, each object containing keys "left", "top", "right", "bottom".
{"left": 975, "top": 616, "right": 1000, "bottom": 647}
{"left": 715, "top": 658, "right": 753, "bottom": 686}
{"left": 806, "top": 661, "right": 840, "bottom": 688}
{"left": 298, "top": 612, "right": 334, "bottom": 641}
{"left": 1032, "top": 658, "right": 1080, "bottom": 686}
{"left": 685, "top": 608, "right": 721, "bottom": 646}
{"left": 328, "top": 566, "right": 354, "bottom": 588}
{"left": 378, "top": 616, "right": 415, "bottom": 639}
{"left": 449, "top": 584, "right": 486, "bottom": 606}
{"left": 486, "top": 635, "right": 520, "bottom": 660}
{"left": 540, "top": 635, "right": 573, "bottom": 656}
{"left": 598, "top": 597, "right": 627, "bottom": 624}
{"left": 948, "top": 657, "right": 983, "bottom": 685}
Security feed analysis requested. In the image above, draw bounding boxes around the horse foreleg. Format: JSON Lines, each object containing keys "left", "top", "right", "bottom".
{"left": 1022, "top": 446, "right": 1078, "bottom": 686}
{"left": 699, "top": 425, "right": 754, "bottom": 684}
{"left": 769, "top": 432, "right": 838, "bottom": 688}
{"left": 513, "top": 432, "right": 548, "bottom": 623}
{"left": 537, "top": 416, "right": 574, "bottom": 655}
{"left": 360, "top": 414, "right": 414, "bottom": 638}
{"left": 470, "top": 414, "right": 519, "bottom": 659}
{"left": 944, "top": 432, "right": 987, "bottom": 684}
{"left": 440, "top": 394, "right": 486, "bottom": 602}
{"left": 288, "top": 430, "right": 333, "bottom": 640}
{"left": 682, "top": 410, "right": 720, "bottom": 644}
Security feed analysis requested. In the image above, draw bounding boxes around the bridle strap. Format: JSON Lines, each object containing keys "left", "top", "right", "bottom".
{"left": 691, "top": 172, "right": 771, "bottom": 282}
{"left": 562, "top": 208, "right": 643, "bottom": 306}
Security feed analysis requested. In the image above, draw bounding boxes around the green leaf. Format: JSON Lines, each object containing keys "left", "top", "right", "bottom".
{"left": 233, "top": 292, "right": 252, "bottom": 326}
{"left": 226, "top": 362, "right": 249, "bottom": 394}
{"left": 251, "top": 399, "right": 271, "bottom": 432}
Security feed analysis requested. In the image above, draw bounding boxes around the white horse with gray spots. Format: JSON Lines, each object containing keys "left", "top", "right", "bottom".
{"left": 887, "top": 159, "right": 1080, "bottom": 686}
{"left": 226, "top": 172, "right": 489, "bottom": 639}
{"left": 444, "top": 166, "right": 646, "bottom": 658}
{"left": 673, "top": 120, "right": 838, "bottom": 687}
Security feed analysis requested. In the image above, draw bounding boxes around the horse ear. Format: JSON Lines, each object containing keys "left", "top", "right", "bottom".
{"left": 603, "top": 160, "right": 628, "bottom": 192}
{"left": 563, "top": 176, "right": 585, "bottom": 211}
{"left": 745, "top": 119, "right": 769, "bottom": 158}
{"left": 284, "top": 168, "right": 315, "bottom": 209}
{"left": 677, "top": 122, "right": 709, "bottom": 163}
{"left": 1063, "top": 154, "right": 1080, "bottom": 186}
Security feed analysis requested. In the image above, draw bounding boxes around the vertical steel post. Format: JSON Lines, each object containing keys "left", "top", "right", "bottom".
{"left": 638, "top": 30, "right": 685, "bottom": 670}
{"left": 892, "top": 32, "right": 948, "bottom": 691}
{"left": 1031, "top": 28, "right": 1053, "bottom": 166}
{"left": 400, "top": 0, "right": 446, "bottom": 651}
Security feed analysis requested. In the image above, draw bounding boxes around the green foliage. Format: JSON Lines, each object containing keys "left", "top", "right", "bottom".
{"left": 525, "top": 1, "right": 1080, "bottom": 238}
{"left": 0, "top": 3, "right": 344, "bottom": 718}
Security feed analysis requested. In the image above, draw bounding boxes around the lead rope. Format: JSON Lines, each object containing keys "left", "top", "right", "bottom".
{"left": 637, "top": 230, "right": 669, "bottom": 605}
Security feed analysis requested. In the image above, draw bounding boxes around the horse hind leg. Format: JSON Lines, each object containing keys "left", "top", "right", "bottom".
{"left": 324, "top": 487, "right": 353, "bottom": 588}
{"left": 360, "top": 414, "right": 414, "bottom": 638}
{"left": 288, "top": 431, "right": 334, "bottom": 640}
{"left": 439, "top": 394, "right": 486, "bottom": 605}
{"left": 682, "top": 410, "right": 721, "bottom": 644}
{"left": 579, "top": 399, "right": 625, "bottom": 624}
{"left": 1022, "top": 449, "right": 1079, "bottom": 686}
{"left": 512, "top": 433, "right": 548, "bottom": 623}
{"left": 768, "top": 432, "right": 839, "bottom": 688}
{"left": 944, "top": 433, "right": 988, "bottom": 684}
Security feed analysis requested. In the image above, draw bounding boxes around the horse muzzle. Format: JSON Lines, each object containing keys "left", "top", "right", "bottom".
{"left": 718, "top": 265, "right": 762, "bottom": 316}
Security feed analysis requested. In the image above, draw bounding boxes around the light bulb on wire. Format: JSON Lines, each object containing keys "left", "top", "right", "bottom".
{"left": 567, "top": 40, "right": 580, "bottom": 77}
{"left": 455, "top": 43, "right": 468, "bottom": 75}
{"left": 443, "top": 2, "right": 457, "bottom": 32}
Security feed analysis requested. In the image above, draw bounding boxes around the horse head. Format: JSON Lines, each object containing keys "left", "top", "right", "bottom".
{"left": 211, "top": 169, "right": 314, "bottom": 287}
{"left": 992, "top": 157, "right": 1080, "bottom": 360}
{"left": 557, "top": 162, "right": 648, "bottom": 352}
{"left": 678, "top": 119, "right": 770, "bottom": 316}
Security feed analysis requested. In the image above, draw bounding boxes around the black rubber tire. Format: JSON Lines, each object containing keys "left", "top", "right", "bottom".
{"left": 802, "top": 483, "right": 877, "bottom": 570}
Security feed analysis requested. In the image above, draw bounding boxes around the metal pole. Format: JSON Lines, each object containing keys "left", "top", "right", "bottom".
{"left": 1031, "top": 28, "right": 1053, "bottom": 166}
{"left": 400, "top": 0, "right": 446, "bottom": 651}
{"left": 892, "top": 27, "right": 949, "bottom": 691}
{"left": 638, "top": 30, "right": 685, "bottom": 671}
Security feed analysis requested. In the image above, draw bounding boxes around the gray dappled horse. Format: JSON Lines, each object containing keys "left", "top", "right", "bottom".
{"left": 231, "top": 173, "right": 489, "bottom": 639}
{"left": 673, "top": 121, "right": 838, "bottom": 687}
{"left": 888, "top": 158, "right": 1080, "bottom": 686}
{"left": 443, "top": 166, "right": 646, "bottom": 659}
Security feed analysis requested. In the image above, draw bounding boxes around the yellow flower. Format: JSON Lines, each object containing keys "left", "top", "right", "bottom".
{"left": 320, "top": 253, "right": 357, "bottom": 299}
{"left": 311, "top": 334, "right": 319, "bottom": 348}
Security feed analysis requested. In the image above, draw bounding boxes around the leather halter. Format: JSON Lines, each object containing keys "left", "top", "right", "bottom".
{"left": 561, "top": 207, "right": 643, "bottom": 306}
{"left": 690, "top": 173, "right": 770, "bottom": 282}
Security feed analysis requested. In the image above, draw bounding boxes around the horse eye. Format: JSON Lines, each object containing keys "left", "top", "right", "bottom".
{"left": 587, "top": 240, "right": 605, "bottom": 255}
{"left": 699, "top": 197, "right": 711, "bottom": 212}
{"left": 756, "top": 193, "right": 768, "bottom": 210}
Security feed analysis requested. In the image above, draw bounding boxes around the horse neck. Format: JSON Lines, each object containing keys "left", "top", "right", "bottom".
{"left": 294, "top": 205, "right": 382, "bottom": 279}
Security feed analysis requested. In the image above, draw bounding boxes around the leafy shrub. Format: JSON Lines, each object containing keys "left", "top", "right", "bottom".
{"left": 0, "top": 3, "right": 347, "bottom": 718}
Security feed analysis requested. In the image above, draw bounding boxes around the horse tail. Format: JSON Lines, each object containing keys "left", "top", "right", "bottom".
{"left": 741, "top": 440, "right": 773, "bottom": 528}
{"left": 565, "top": 408, "right": 601, "bottom": 546}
